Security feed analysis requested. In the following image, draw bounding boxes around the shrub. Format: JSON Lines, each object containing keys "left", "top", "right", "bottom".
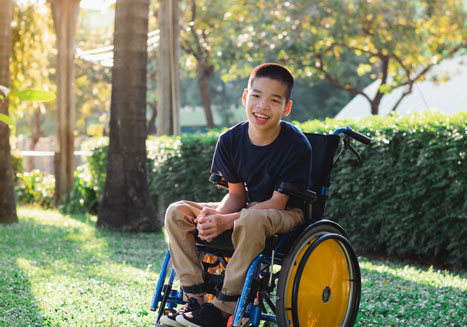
{"left": 64, "top": 110, "right": 466, "bottom": 268}
{"left": 61, "top": 137, "right": 108, "bottom": 214}
{"left": 14, "top": 169, "right": 55, "bottom": 209}
{"left": 10, "top": 151, "right": 24, "bottom": 179}
{"left": 64, "top": 134, "right": 226, "bottom": 221}
{"left": 148, "top": 133, "right": 226, "bottom": 221}
{"left": 296, "top": 110, "right": 467, "bottom": 268}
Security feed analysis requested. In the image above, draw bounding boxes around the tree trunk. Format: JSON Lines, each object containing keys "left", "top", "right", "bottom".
{"left": 0, "top": 0, "right": 17, "bottom": 224}
{"left": 157, "top": 0, "right": 180, "bottom": 136}
{"left": 27, "top": 106, "right": 41, "bottom": 170}
{"left": 97, "top": 0, "right": 157, "bottom": 231}
{"left": 147, "top": 101, "right": 157, "bottom": 136}
{"left": 49, "top": 0, "right": 80, "bottom": 205}
{"left": 370, "top": 100, "right": 379, "bottom": 116}
{"left": 370, "top": 92, "right": 384, "bottom": 115}
{"left": 196, "top": 59, "right": 214, "bottom": 129}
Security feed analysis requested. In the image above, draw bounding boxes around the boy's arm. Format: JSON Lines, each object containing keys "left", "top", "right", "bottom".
{"left": 217, "top": 182, "right": 247, "bottom": 214}
{"left": 249, "top": 191, "right": 289, "bottom": 210}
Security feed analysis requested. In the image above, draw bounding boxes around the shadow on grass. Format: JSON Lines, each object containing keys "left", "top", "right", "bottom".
{"left": 3, "top": 209, "right": 167, "bottom": 283}
{"left": 0, "top": 209, "right": 169, "bottom": 325}
{"left": 0, "top": 226, "right": 47, "bottom": 326}
{"left": 65, "top": 212, "right": 169, "bottom": 272}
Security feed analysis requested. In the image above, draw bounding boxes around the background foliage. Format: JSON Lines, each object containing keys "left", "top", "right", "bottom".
{"left": 43, "top": 110, "right": 465, "bottom": 268}
{"left": 10, "top": 1, "right": 56, "bottom": 136}
{"left": 298, "top": 111, "right": 467, "bottom": 268}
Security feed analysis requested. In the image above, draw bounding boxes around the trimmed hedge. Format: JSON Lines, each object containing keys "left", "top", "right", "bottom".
{"left": 65, "top": 110, "right": 466, "bottom": 268}
{"left": 297, "top": 111, "right": 466, "bottom": 268}
{"left": 61, "top": 134, "right": 225, "bottom": 217}
{"left": 147, "top": 133, "right": 227, "bottom": 220}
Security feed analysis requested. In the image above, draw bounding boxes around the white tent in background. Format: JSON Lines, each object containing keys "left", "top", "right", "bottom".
{"left": 336, "top": 55, "right": 467, "bottom": 118}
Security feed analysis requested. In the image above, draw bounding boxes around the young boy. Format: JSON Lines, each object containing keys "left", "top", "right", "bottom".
{"left": 161, "top": 63, "right": 312, "bottom": 327}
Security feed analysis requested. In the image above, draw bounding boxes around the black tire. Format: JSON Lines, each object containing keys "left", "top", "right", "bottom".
{"left": 276, "top": 224, "right": 361, "bottom": 327}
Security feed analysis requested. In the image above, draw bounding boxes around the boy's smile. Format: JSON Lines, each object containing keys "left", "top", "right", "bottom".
{"left": 243, "top": 77, "right": 292, "bottom": 145}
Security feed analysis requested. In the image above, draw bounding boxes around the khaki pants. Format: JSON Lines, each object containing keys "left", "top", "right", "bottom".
{"left": 164, "top": 200, "right": 304, "bottom": 314}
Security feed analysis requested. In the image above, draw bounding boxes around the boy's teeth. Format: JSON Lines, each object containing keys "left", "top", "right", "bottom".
{"left": 254, "top": 113, "right": 268, "bottom": 119}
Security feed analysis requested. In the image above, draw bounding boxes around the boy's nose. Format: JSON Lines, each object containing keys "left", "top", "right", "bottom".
{"left": 256, "top": 99, "right": 270, "bottom": 109}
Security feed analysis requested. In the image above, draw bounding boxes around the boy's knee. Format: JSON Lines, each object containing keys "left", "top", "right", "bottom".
{"left": 232, "top": 209, "right": 271, "bottom": 251}
{"left": 164, "top": 201, "right": 188, "bottom": 227}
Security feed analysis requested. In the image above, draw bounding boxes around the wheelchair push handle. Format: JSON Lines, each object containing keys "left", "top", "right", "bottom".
{"left": 334, "top": 127, "right": 371, "bottom": 145}
{"left": 345, "top": 127, "right": 371, "bottom": 144}
{"left": 332, "top": 127, "right": 371, "bottom": 165}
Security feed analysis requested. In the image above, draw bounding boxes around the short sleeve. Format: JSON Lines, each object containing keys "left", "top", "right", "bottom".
{"left": 210, "top": 132, "right": 241, "bottom": 183}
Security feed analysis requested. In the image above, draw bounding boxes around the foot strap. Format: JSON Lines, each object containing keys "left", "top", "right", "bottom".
{"left": 182, "top": 283, "right": 206, "bottom": 294}
{"left": 216, "top": 292, "right": 241, "bottom": 302}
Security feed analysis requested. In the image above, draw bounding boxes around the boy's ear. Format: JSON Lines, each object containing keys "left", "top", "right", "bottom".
{"left": 242, "top": 88, "right": 248, "bottom": 106}
{"left": 282, "top": 100, "right": 293, "bottom": 117}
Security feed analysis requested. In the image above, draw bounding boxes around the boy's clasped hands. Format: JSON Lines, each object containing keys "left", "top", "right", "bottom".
{"left": 195, "top": 207, "right": 235, "bottom": 242}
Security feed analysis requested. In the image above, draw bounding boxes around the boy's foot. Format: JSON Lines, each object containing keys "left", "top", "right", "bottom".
{"left": 160, "top": 297, "right": 201, "bottom": 327}
{"left": 176, "top": 303, "right": 229, "bottom": 327}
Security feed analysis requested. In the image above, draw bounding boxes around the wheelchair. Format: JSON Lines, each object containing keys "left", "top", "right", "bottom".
{"left": 150, "top": 127, "right": 371, "bottom": 327}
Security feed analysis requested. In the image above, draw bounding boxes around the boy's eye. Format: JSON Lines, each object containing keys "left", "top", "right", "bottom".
{"left": 251, "top": 94, "right": 260, "bottom": 98}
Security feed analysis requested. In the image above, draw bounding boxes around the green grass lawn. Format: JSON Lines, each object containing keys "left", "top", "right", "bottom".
{"left": 1, "top": 207, "right": 466, "bottom": 327}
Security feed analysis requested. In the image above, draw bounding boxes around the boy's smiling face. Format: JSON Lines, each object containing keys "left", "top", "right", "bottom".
{"left": 243, "top": 77, "right": 292, "bottom": 143}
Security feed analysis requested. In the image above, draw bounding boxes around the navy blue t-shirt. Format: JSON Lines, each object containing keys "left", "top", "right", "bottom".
{"left": 210, "top": 121, "right": 312, "bottom": 208}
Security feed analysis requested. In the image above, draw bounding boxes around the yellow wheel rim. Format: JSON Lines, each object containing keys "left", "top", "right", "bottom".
{"left": 286, "top": 237, "right": 352, "bottom": 326}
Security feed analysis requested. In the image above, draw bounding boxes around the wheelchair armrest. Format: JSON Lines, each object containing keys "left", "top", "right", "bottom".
{"left": 278, "top": 182, "right": 317, "bottom": 203}
{"left": 209, "top": 174, "right": 229, "bottom": 190}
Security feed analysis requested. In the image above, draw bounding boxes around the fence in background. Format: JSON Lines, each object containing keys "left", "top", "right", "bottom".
{"left": 15, "top": 135, "right": 90, "bottom": 174}
{"left": 19, "top": 151, "right": 90, "bottom": 174}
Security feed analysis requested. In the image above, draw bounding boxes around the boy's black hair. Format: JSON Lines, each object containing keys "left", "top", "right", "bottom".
{"left": 248, "top": 63, "right": 294, "bottom": 102}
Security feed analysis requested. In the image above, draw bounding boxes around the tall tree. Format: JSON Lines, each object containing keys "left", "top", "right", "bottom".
{"left": 181, "top": 0, "right": 215, "bottom": 129}
{"left": 0, "top": 0, "right": 17, "bottom": 224}
{"left": 157, "top": 0, "right": 180, "bottom": 136}
{"left": 48, "top": 0, "right": 80, "bottom": 204}
{"left": 179, "top": 0, "right": 237, "bottom": 129}
{"left": 97, "top": 0, "right": 157, "bottom": 231}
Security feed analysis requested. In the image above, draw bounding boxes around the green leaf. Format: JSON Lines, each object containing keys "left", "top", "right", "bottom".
{"left": 0, "top": 113, "right": 14, "bottom": 126}
{"left": 356, "top": 64, "right": 372, "bottom": 76}
{"left": 11, "top": 89, "right": 55, "bottom": 102}
{"left": 378, "top": 84, "right": 392, "bottom": 94}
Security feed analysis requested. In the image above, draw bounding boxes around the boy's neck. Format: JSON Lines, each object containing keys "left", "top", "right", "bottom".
{"left": 247, "top": 122, "right": 282, "bottom": 146}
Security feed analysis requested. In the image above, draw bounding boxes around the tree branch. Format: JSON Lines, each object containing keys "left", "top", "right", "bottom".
{"left": 188, "top": 0, "right": 204, "bottom": 58}
{"left": 314, "top": 54, "right": 372, "bottom": 103}
{"left": 390, "top": 85, "right": 413, "bottom": 113}
{"left": 390, "top": 41, "right": 466, "bottom": 112}
{"left": 391, "top": 52, "right": 411, "bottom": 78}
